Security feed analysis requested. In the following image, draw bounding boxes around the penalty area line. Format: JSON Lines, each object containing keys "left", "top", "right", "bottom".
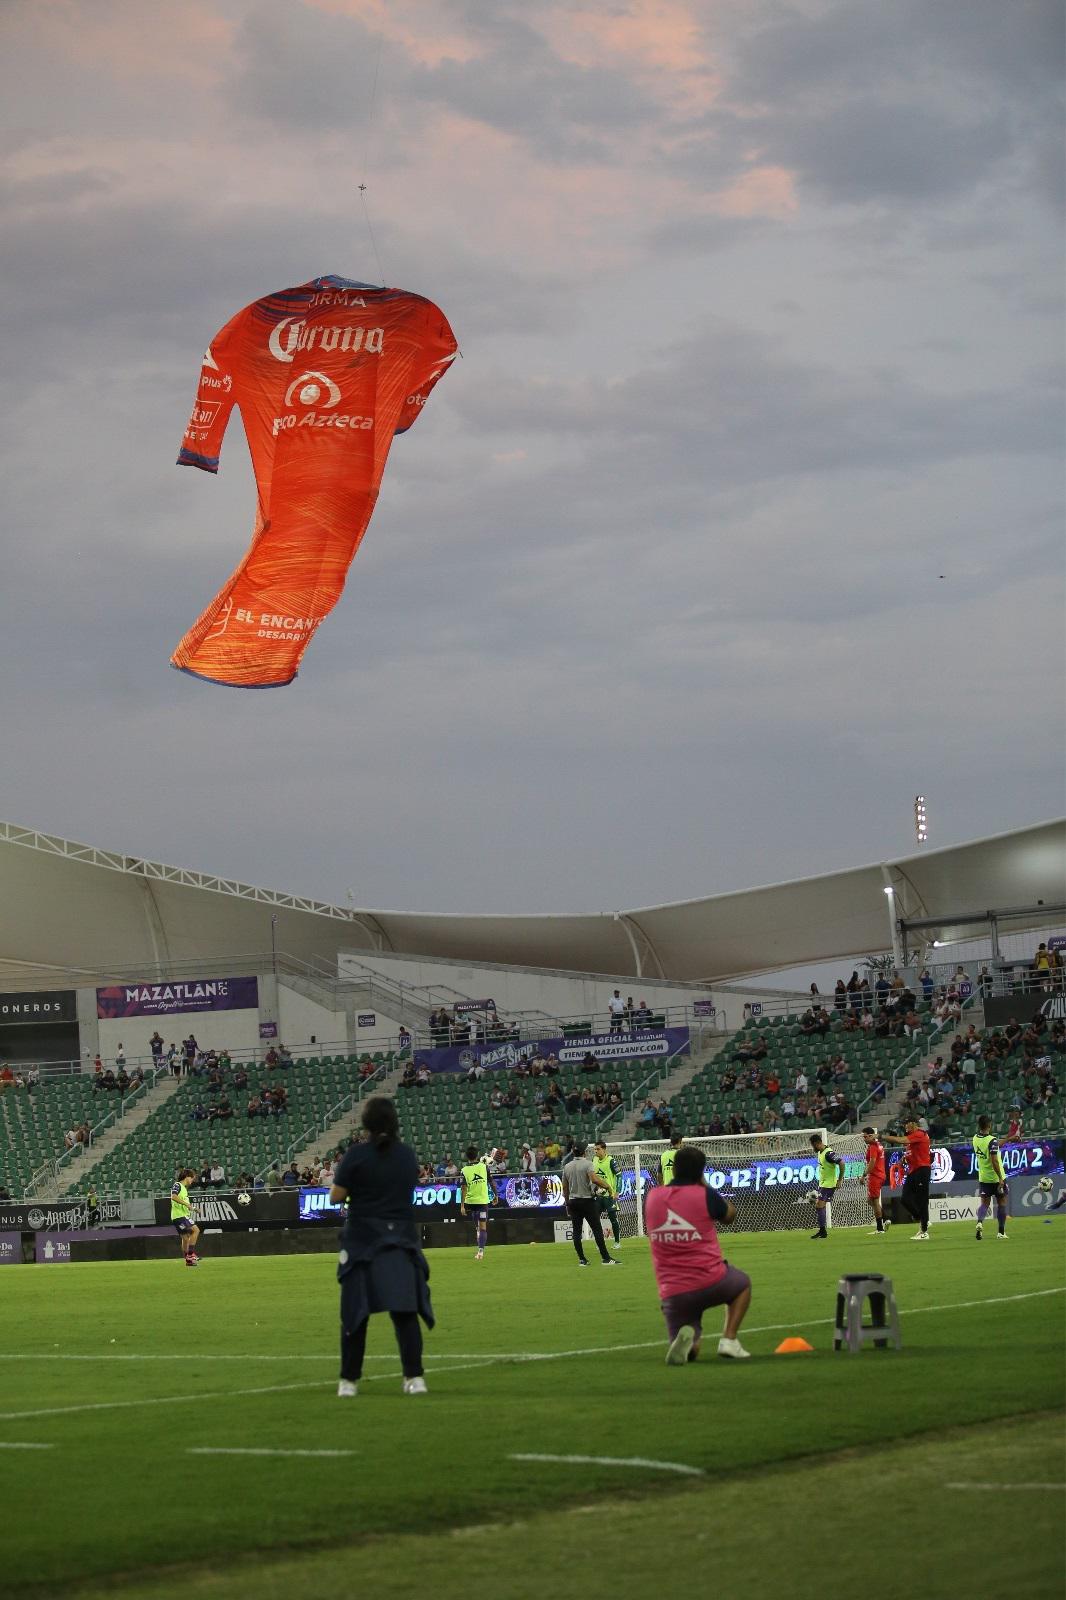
{"left": 511, "top": 1452, "right": 703, "bottom": 1478}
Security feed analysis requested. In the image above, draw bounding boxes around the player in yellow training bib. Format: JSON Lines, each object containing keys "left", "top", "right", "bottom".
{"left": 460, "top": 1146, "right": 497, "bottom": 1261}
{"left": 170, "top": 1167, "right": 201, "bottom": 1267}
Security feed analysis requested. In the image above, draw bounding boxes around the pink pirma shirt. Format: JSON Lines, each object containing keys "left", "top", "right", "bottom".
{"left": 645, "top": 1183, "right": 728, "bottom": 1297}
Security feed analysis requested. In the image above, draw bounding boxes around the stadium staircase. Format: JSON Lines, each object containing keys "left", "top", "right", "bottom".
{"left": 61, "top": 1051, "right": 407, "bottom": 1197}
{"left": 50, "top": 1071, "right": 184, "bottom": 1198}
{"left": 609, "top": 1034, "right": 732, "bottom": 1141}
{"left": 2, "top": 1074, "right": 111, "bottom": 1200}
{"left": 618, "top": 1005, "right": 955, "bottom": 1142}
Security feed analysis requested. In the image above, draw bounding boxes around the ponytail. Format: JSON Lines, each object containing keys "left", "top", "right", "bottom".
{"left": 361, "top": 1095, "right": 399, "bottom": 1150}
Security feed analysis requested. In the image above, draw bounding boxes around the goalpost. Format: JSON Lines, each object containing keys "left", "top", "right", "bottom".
{"left": 606, "top": 1128, "right": 872, "bottom": 1237}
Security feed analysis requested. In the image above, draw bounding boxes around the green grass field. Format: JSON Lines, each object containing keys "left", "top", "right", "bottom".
{"left": 1, "top": 1221, "right": 1064, "bottom": 1600}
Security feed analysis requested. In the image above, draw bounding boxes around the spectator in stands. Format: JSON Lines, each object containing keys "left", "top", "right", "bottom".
{"left": 639, "top": 1099, "right": 657, "bottom": 1129}
{"left": 208, "top": 1162, "right": 225, "bottom": 1189}
{"left": 781, "top": 1092, "right": 796, "bottom": 1118}
{"left": 608, "top": 990, "right": 625, "bottom": 1033}
{"left": 503, "top": 1086, "right": 522, "bottom": 1111}
{"left": 272, "top": 1084, "right": 288, "bottom": 1114}
{"left": 543, "top": 1052, "right": 561, "bottom": 1076}
{"left": 207, "top": 1101, "right": 221, "bottom": 1123}
{"left": 720, "top": 1067, "right": 738, "bottom": 1093}
{"left": 874, "top": 974, "right": 891, "bottom": 1009}
{"left": 834, "top": 979, "right": 848, "bottom": 1013}
{"left": 520, "top": 1144, "right": 537, "bottom": 1173}
{"left": 463, "top": 1058, "right": 485, "bottom": 1083}
{"left": 847, "top": 972, "right": 862, "bottom": 1013}
{"left": 113, "top": 1067, "right": 130, "bottom": 1094}
{"left": 183, "top": 1035, "right": 197, "bottom": 1070}
{"left": 217, "top": 1096, "right": 234, "bottom": 1121}
{"left": 565, "top": 1084, "right": 581, "bottom": 1114}
{"left": 580, "top": 1052, "right": 601, "bottom": 1073}
{"left": 399, "top": 1061, "right": 417, "bottom": 1090}
{"left": 543, "top": 1138, "right": 562, "bottom": 1167}
{"left": 708, "top": 1112, "right": 724, "bottom": 1136}
{"left": 730, "top": 1035, "right": 766, "bottom": 1064}
{"left": 190, "top": 1101, "right": 208, "bottom": 1121}
{"left": 415, "top": 1063, "right": 431, "bottom": 1087}
{"left": 265, "top": 1046, "right": 280, "bottom": 1069}
{"left": 281, "top": 1162, "right": 300, "bottom": 1188}
{"left": 635, "top": 1000, "right": 652, "bottom": 1029}
{"left": 149, "top": 1031, "right": 164, "bottom": 1060}
{"left": 489, "top": 1086, "right": 505, "bottom": 1112}
{"left": 764, "top": 1073, "right": 780, "bottom": 1100}
{"left": 63, "top": 1127, "right": 78, "bottom": 1150}
{"left": 797, "top": 1010, "right": 820, "bottom": 1037}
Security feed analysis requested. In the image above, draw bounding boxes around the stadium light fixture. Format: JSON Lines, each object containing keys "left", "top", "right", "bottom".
{"left": 914, "top": 794, "right": 928, "bottom": 846}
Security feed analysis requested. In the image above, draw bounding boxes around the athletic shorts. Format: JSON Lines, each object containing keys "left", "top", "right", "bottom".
{"left": 660, "top": 1264, "right": 751, "bottom": 1340}
{"left": 978, "top": 1181, "right": 1006, "bottom": 1199}
{"left": 818, "top": 1187, "right": 838, "bottom": 1203}
{"left": 867, "top": 1183, "right": 884, "bottom": 1202}
{"left": 173, "top": 1218, "right": 195, "bottom": 1235}
{"left": 470, "top": 1208, "right": 488, "bottom": 1222}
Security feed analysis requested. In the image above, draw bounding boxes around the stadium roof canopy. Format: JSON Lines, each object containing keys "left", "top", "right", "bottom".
{"left": 0, "top": 816, "right": 1062, "bottom": 987}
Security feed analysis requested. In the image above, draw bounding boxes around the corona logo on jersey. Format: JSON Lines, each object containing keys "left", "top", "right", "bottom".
{"left": 171, "top": 274, "right": 457, "bottom": 687}
{"left": 267, "top": 316, "right": 384, "bottom": 362}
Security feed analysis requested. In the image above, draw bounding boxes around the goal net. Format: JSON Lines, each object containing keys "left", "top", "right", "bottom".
{"left": 606, "top": 1128, "right": 872, "bottom": 1237}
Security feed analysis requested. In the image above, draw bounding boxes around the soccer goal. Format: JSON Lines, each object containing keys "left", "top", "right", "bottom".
{"left": 606, "top": 1128, "right": 872, "bottom": 1236}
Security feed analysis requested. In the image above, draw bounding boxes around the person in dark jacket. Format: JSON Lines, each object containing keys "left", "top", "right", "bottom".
{"left": 329, "top": 1096, "right": 434, "bottom": 1398}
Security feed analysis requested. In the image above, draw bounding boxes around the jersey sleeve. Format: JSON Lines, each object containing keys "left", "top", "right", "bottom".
{"left": 393, "top": 305, "right": 458, "bottom": 436}
{"left": 705, "top": 1189, "right": 730, "bottom": 1222}
{"left": 177, "top": 314, "right": 241, "bottom": 472}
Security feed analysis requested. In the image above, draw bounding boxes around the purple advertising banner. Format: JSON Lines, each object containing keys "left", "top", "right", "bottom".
{"left": 692, "top": 1000, "right": 717, "bottom": 1017}
{"left": 416, "top": 1026, "right": 690, "bottom": 1075}
{"left": 97, "top": 976, "right": 259, "bottom": 1019}
{"left": 0, "top": 1233, "right": 22, "bottom": 1265}
{"left": 453, "top": 999, "right": 496, "bottom": 1014}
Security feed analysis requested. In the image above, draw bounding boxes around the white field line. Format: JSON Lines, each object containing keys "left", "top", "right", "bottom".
{"left": 945, "top": 1482, "right": 1066, "bottom": 1491}
{"left": 188, "top": 1447, "right": 356, "bottom": 1458}
{"left": 0, "top": 1286, "right": 1061, "bottom": 1421}
{"left": 511, "top": 1452, "right": 702, "bottom": 1478}
{"left": 0, "top": 1441, "right": 53, "bottom": 1449}
{"left": 0, "top": 1352, "right": 503, "bottom": 1363}
{"left": 3, "top": 1284, "right": 1061, "bottom": 1369}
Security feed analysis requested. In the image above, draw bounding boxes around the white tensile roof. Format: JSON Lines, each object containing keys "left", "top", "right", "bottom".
{"left": 0, "top": 816, "right": 1062, "bottom": 986}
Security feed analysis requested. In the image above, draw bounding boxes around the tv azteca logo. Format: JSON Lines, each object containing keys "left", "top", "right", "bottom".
{"left": 272, "top": 370, "right": 374, "bottom": 437}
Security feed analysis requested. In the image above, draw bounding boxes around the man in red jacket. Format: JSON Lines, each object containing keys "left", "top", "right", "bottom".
{"left": 884, "top": 1117, "right": 932, "bottom": 1239}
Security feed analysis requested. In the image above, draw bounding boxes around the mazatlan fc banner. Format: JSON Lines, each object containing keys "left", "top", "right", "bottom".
{"left": 96, "top": 976, "right": 259, "bottom": 1019}
{"left": 416, "top": 1026, "right": 691, "bottom": 1075}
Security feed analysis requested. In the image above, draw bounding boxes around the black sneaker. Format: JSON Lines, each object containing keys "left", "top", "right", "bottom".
{"left": 810, "top": 1231, "right": 827, "bottom": 1240}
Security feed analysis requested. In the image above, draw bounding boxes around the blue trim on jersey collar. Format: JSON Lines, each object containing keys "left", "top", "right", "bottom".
{"left": 171, "top": 664, "right": 297, "bottom": 689}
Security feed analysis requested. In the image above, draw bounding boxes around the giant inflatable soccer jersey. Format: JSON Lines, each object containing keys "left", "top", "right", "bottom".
{"left": 172, "top": 275, "right": 457, "bottom": 687}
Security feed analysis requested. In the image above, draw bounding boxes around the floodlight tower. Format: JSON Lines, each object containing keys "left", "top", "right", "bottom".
{"left": 914, "top": 795, "right": 928, "bottom": 847}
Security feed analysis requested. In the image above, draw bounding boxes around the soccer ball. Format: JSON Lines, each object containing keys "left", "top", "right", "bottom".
{"left": 237, "top": 1191, "right": 252, "bottom": 1206}
{"left": 803, "top": 1189, "right": 820, "bottom": 1204}
{"left": 1037, "top": 1177, "right": 1053, "bottom": 1192}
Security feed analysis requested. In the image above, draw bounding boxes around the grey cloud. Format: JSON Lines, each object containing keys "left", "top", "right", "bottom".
{"left": 230, "top": 0, "right": 655, "bottom": 158}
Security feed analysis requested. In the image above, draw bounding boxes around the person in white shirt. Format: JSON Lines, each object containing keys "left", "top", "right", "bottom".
{"left": 607, "top": 990, "right": 625, "bottom": 1033}
{"left": 794, "top": 1070, "right": 808, "bottom": 1094}
{"left": 520, "top": 1144, "right": 537, "bottom": 1173}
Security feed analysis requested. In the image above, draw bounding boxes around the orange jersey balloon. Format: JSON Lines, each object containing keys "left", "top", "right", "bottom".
{"left": 172, "top": 276, "right": 457, "bottom": 687}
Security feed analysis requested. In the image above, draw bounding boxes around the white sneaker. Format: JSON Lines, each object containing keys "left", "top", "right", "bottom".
{"left": 718, "top": 1337, "right": 751, "bottom": 1360}
{"left": 911, "top": 1231, "right": 930, "bottom": 1240}
{"left": 665, "top": 1325, "right": 696, "bottom": 1366}
{"left": 475, "top": 1250, "right": 484, "bottom": 1261}
{"left": 403, "top": 1377, "right": 428, "bottom": 1395}
{"left": 337, "top": 1379, "right": 358, "bottom": 1398}
{"left": 996, "top": 1232, "right": 1008, "bottom": 1240}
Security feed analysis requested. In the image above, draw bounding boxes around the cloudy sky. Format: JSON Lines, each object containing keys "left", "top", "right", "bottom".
{"left": 2, "top": 0, "right": 1063, "bottom": 919}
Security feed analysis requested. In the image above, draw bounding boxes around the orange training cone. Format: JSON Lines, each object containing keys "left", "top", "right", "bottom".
{"left": 775, "top": 1337, "right": 814, "bottom": 1354}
